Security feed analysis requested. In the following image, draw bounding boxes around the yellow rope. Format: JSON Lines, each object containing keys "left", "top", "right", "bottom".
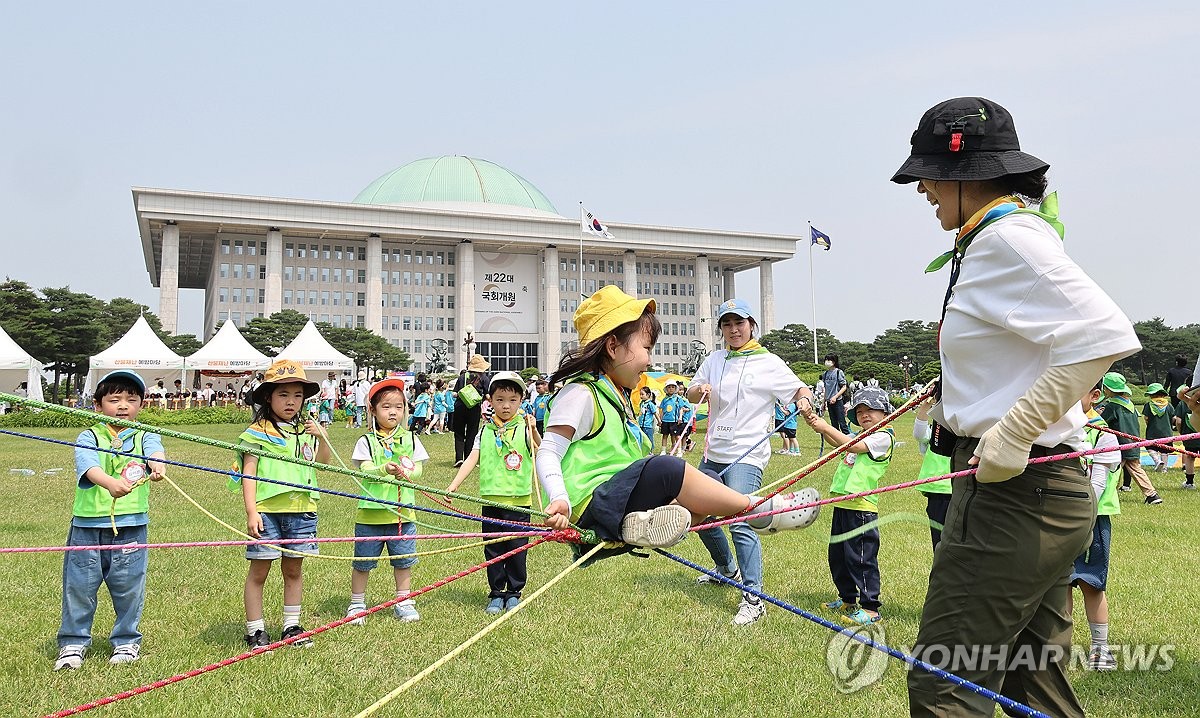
{"left": 354, "top": 543, "right": 604, "bottom": 717}
{"left": 161, "top": 475, "right": 511, "bottom": 561}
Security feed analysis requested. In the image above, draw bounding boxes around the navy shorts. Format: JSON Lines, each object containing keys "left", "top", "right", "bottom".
{"left": 352, "top": 521, "right": 418, "bottom": 571}
{"left": 1070, "top": 514, "right": 1111, "bottom": 591}
{"left": 246, "top": 511, "right": 318, "bottom": 561}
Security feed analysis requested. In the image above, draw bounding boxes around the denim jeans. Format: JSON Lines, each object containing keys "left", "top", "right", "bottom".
{"left": 58, "top": 523, "right": 149, "bottom": 648}
{"left": 696, "top": 460, "right": 763, "bottom": 592}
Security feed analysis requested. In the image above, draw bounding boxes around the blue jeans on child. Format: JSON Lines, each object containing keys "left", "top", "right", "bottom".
{"left": 352, "top": 521, "right": 418, "bottom": 572}
{"left": 695, "top": 460, "right": 763, "bottom": 592}
{"left": 245, "top": 512, "right": 318, "bottom": 561}
{"left": 58, "top": 524, "right": 149, "bottom": 648}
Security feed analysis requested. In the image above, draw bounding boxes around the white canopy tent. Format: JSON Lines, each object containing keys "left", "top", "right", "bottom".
{"left": 185, "top": 320, "right": 272, "bottom": 383}
{"left": 84, "top": 316, "right": 186, "bottom": 395}
{"left": 275, "top": 321, "right": 355, "bottom": 375}
{"left": 0, "top": 324, "right": 46, "bottom": 406}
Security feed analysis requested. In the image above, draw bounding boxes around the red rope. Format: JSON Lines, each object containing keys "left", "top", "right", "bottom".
{"left": 691, "top": 430, "right": 1200, "bottom": 532}
{"left": 1095, "top": 424, "right": 1200, "bottom": 459}
{"left": 42, "top": 535, "right": 568, "bottom": 718}
{"left": 1, "top": 531, "right": 550, "bottom": 555}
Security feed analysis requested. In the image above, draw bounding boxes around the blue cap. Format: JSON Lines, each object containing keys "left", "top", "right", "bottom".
{"left": 97, "top": 370, "right": 147, "bottom": 393}
{"left": 717, "top": 298, "right": 754, "bottom": 320}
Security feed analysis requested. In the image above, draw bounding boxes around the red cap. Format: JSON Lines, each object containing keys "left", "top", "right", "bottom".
{"left": 367, "top": 378, "right": 406, "bottom": 404}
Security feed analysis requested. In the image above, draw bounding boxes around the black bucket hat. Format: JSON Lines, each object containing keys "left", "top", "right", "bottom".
{"left": 891, "top": 97, "right": 1049, "bottom": 184}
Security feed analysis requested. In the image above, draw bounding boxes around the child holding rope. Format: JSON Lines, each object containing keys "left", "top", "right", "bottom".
{"left": 231, "top": 360, "right": 330, "bottom": 649}
{"left": 536, "top": 286, "right": 807, "bottom": 563}
{"left": 1100, "top": 372, "right": 1163, "bottom": 504}
{"left": 802, "top": 387, "right": 894, "bottom": 625}
{"left": 912, "top": 395, "right": 952, "bottom": 550}
{"left": 447, "top": 372, "right": 539, "bottom": 613}
{"left": 346, "top": 378, "right": 426, "bottom": 624}
{"left": 1142, "top": 383, "right": 1175, "bottom": 472}
{"left": 55, "top": 371, "right": 166, "bottom": 671}
{"left": 1068, "top": 381, "right": 1123, "bottom": 671}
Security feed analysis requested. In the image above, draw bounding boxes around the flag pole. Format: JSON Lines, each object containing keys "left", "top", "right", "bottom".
{"left": 808, "top": 221, "right": 818, "bottom": 364}
{"left": 578, "top": 202, "right": 585, "bottom": 301}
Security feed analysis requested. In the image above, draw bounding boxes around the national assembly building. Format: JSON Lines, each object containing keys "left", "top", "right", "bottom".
{"left": 134, "top": 156, "right": 801, "bottom": 373}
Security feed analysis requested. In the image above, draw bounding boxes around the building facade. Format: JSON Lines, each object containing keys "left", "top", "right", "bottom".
{"left": 135, "top": 157, "right": 799, "bottom": 373}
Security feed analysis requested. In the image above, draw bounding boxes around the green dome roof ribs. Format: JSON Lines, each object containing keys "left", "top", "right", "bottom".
{"left": 352, "top": 156, "right": 559, "bottom": 215}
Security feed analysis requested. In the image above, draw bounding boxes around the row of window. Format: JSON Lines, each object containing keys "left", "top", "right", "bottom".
{"left": 220, "top": 240, "right": 267, "bottom": 256}
{"left": 218, "top": 264, "right": 267, "bottom": 281}
{"left": 217, "top": 287, "right": 266, "bottom": 304}
{"left": 383, "top": 316, "right": 456, "bottom": 333}
{"left": 282, "top": 266, "right": 367, "bottom": 284}
{"left": 284, "top": 244, "right": 367, "bottom": 261}
{"left": 382, "top": 249, "right": 455, "bottom": 265}
{"left": 386, "top": 294, "right": 455, "bottom": 310}
{"left": 282, "top": 290, "right": 367, "bottom": 307}
{"left": 382, "top": 271, "right": 455, "bottom": 287}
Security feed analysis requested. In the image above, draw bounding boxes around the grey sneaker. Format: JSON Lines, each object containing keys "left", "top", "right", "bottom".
{"left": 696, "top": 566, "right": 742, "bottom": 586}
{"left": 619, "top": 504, "right": 691, "bottom": 548}
{"left": 732, "top": 594, "right": 766, "bottom": 626}
{"left": 109, "top": 643, "right": 140, "bottom": 665}
{"left": 54, "top": 645, "right": 87, "bottom": 671}
{"left": 393, "top": 598, "right": 420, "bottom": 622}
{"left": 1089, "top": 646, "right": 1117, "bottom": 671}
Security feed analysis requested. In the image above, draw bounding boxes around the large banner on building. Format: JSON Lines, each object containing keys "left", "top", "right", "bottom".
{"left": 474, "top": 252, "right": 538, "bottom": 334}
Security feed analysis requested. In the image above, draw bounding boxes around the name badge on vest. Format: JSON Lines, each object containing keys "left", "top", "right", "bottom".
{"left": 398, "top": 456, "right": 416, "bottom": 475}
{"left": 111, "top": 436, "right": 125, "bottom": 450}
{"left": 301, "top": 443, "right": 315, "bottom": 461}
{"left": 121, "top": 463, "right": 145, "bottom": 483}
{"left": 505, "top": 451, "right": 522, "bottom": 471}
{"left": 711, "top": 420, "right": 736, "bottom": 440}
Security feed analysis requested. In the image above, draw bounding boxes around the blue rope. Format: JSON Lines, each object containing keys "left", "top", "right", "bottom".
{"left": 0, "top": 428, "right": 546, "bottom": 533}
{"left": 656, "top": 549, "right": 1050, "bottom": 718}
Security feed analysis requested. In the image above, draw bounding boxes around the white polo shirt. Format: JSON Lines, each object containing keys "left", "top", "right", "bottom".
{"left": 932, "top": 212, "right": 1140, "bottom": 449}
{"left": 692, "top": 350, "right": 804, "bottom": 469}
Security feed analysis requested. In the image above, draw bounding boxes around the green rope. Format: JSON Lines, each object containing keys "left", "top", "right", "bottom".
{"left": 0, "top": 393, "right": 573, "bottom": 529}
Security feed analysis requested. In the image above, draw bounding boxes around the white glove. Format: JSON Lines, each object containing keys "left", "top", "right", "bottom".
{"left": 972, "top": 355, "right": 1118, "bottom": 484}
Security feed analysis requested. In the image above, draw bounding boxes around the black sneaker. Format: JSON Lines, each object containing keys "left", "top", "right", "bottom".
{"left": 1145, "top": 494, "right": 1164, "bottom": 505}
{"left": 280, "top": 624, "right": 313, "bottom": 648}
{"left": 244, "top": 629, "right": 271, "bottom": 649}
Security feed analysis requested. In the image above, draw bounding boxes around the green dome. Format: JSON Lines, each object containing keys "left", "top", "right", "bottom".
{"left": 352, "top": 156, "right": 559, "bottom": 215}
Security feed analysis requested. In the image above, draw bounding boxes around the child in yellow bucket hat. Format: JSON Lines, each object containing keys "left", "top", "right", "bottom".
{"left": 535, "top": 286, "right": 817, "bottom": 561}
{"left": 230, "top": 359, "right": 332, "bottom": 649}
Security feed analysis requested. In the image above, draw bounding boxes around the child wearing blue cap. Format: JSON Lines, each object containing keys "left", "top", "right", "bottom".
{"left": 55, "top": 371, "right": 166, "bottom": 671}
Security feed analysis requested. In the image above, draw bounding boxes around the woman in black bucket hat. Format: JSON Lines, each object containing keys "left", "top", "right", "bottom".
{"left": 893, "top": 98, "right": 1140, "bottom": 717}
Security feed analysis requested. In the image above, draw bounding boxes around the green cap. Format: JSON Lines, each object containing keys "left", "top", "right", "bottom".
{"left": 1145, "top": 383, "right": 1167, "bottom": 396}
{"left": 1102, "top": 372, "right": 1131, "bottom": 395}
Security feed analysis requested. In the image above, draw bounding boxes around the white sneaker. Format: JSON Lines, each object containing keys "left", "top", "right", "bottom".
{"left": 345, "top": 603, "right": 367, "bottom": 626}
{"left": 54, "top": 645, "right": 87, "bottom": 671}
{"left": 695, "top": 566, "right": 742, "bottom": 586}
{"left": 732, "top": 594, "right": 766, "bottom": 626}
{"left": 109, "top": 643, "right": 140, "bottom": 665}
{"left": 619, "top": 504, "right": 691, "bottom": 548}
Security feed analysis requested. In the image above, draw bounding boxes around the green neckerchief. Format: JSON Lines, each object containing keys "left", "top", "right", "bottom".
{"left": 1106, "top": 395, "right": 1136, "bottom": 414}
{"left": 726, "top": 339, "right": 769, "bottom": 359}
{"left": 925, "top": 192, "right": 1065, "bottom": 273}
{"left": 1147, "top": 398, "right": 1170, "bottom": 417}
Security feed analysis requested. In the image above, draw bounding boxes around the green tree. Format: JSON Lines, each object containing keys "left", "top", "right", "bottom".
{"left": 916, "top": 360, "right": 941, "bottom": 384}
{"left": 319, "top": 325, "right": 411, "bottom": 376}
{"left": 519, "top": 367, "right": 542, "bottom": 382}
{"left": 241, "top": 310, "right": 310, "bottom": 355}
{"left": 41, "top": 286, "right": 107, "bottom": 398}
{"left": 1110, "top": 318, "right": 1200, "bottom": 385}
{"left": 846, "top": 360, "right": 903, "bottom": 388}
{"left": 0, "top": 279, "right": 56, "bottom": 361}
{"left": 869, "top": 320, "right": 938, "bottom": 368}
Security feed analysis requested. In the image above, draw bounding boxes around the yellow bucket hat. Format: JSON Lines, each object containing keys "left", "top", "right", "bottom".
{"left": 574, "top": 285, "right": 656, "bottom": 346}
{"left": 254, "top": 359, "right": 320, "bottom": 404}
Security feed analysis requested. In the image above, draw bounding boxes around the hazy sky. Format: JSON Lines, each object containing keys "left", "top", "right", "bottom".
{"left": 2, "top": 3, "right": 1195, "bottom": 342}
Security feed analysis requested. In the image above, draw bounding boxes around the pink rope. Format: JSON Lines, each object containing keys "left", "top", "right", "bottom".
{"left": 42, "top": 536, "right": 560, "bottom": 718}
{"left": 1, "top": 531, "right": 550, "bottom": 555}
{"left": 692, "top": 430, "right": 1200, "bottom": 532}
{"left": 1095, "top": 424, "right": 1200, "bottom": 459}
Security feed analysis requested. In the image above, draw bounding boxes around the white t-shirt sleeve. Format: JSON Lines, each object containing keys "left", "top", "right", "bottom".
{"left": 1091, "top": 430, "right": 1121, "bottom": 470}
{"left": 913, "top": 418, "right": 931, "bottom": 454}
{"left": 862, "top": 432, "right": 893, "bottom": 461}
{"left": 543, "top": 383, "right": 595, "bottom": 441}
{"left": 690, "top": 353, "right": 715, "bottom": 388}
{"left": 471, "top": 428, "right": 483, "bottom": 452}
{"left": 410, "top": 435, "right": 430, "bottom": 463}
{"left": 351, "top": 436, "right": 371, "bottom": 466}
{"left": 766, "top": 354, "right": 805, "bottom": 405}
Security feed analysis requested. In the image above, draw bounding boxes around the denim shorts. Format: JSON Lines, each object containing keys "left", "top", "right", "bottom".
{"left": 352, "top": 521, "right": 418, "bottom": 571}
{"left": 246, "top": 511, "right": 319, "bottom": 561}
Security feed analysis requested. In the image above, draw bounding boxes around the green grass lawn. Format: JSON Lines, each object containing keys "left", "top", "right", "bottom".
{"left": 0, "top": 418, "right": 1196, "bottom": 717}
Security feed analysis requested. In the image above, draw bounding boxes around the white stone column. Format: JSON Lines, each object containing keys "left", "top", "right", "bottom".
{"left": 624, "top": 250, "right": 637, "bottom": 296}
{"left": 458, "top": 241, "right": 475, "bottom": 365}
{"left": 759, "top": 259, "right": 775, "bottom": 334}
{"left": 722, "top": 269, "right": 736, "bottom": 302}
{"left": 542, "top": 245, "right": 561, "bottom": 372}
{"left": 695, "top": 255, "right": 712, "bottom": 349}
{"left": 159, "top": 223, "right": 180, "bottom": 333}
{"left": 367, "top": 234, "right": 383, "bottom": 333}
{"left": 264, "top": 228, "right": 283, "bottom": 316}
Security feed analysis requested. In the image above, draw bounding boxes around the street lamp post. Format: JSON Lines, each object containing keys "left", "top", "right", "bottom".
{"left": 899, "top": 355, "right": 914, "bottom": 392}
{"left": 462, "top": 325, "right": 475, "bottom": 367}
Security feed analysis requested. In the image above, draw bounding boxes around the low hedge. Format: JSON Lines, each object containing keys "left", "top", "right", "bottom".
{"left": 0, "top": 405, "right": 253, "bottom": 428}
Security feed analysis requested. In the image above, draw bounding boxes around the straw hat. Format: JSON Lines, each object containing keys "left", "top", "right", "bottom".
{"left": 466, "top": 354, "right": 491, "bottom": 372}
{"left": 253, "top": 360, "right": 320, "bottom": 404}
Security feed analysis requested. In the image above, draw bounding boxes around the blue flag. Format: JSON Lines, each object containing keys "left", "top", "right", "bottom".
{"left": 811, "top": 226, "right": 831, "bottom": 250}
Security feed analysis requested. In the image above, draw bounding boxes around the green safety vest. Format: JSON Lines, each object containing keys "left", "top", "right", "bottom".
{"left": 829, "top": 429, "right": 894, "bottom": 507}
{"left": 1085, "top": 420, "right": 1122, "bottom": 517}
{"left": 230, "top": 423, "right": 320, "bottom": 504}
{"left": 73, "top": 424, "right": 151, "bottom": 518}
{"left": 916, "top": 424, "right": 952, "bottom": 495}
{"left": 479, "top": 415, "right": 534, "bottom": 498}
{"left": 554, "top": 374, "right": 649, "bottom": 520}
{"left": 357, "top": 429, "right": 419, "bottom": 523}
